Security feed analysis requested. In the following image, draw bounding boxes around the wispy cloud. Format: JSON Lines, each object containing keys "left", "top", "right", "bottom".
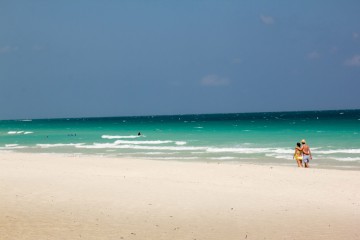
{"left": 353, "top": 32, "right": 359, "bottom": 40}
{"left": 307, "top": 51, "right": 320, "bottom": 60}
{"left": 260, "top": 15, "right": 274, "bottom": 25}
{"left": 0, "top": 46, "right": 19, "bottom": 54}
{"left": 344, "top": 55, "right": 360, "bottom": 67}
{"left": 32, "top": 45, "right": 45, "bottom": 51}
{"left": 201, "top": 75, "right": 230, "bottom": 87}
{"left": 232, "top": 58, "right": 242, "bottom": 65}
{"left": 330, "top": 47, "right": 338, "bottom": 54}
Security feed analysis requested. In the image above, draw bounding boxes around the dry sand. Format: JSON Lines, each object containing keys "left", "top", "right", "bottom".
{"left": 0, "top": 151, "right": 359, "bottom": 240}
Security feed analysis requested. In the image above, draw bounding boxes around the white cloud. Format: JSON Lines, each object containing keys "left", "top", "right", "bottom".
{"left": 0, "top": 46, "right": 18, "bottom": 54}
{"left": 260, "top": 15, "right": 274, "bottom": 25}
{"left": 344, "top": 55, "right": 360, "bottom": 67}
{"left": 307, "top": 51, "right": 320, "bottom": 60}
{"left": 201, "top": 75, "right": 230, "bottom": 87}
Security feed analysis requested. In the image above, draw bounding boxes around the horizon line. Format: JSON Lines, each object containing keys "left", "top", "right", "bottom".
{"left": 1, "top": 108, "right": 359, "bottom": 121}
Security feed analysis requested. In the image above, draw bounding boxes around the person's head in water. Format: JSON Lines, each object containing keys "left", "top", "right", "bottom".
{"left": 297, "top": 142, "right": 301, "bottom": 148}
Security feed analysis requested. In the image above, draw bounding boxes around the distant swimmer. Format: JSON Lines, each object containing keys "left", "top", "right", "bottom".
{"left": 138, "top": 132, "right": 141, "bottom": 136}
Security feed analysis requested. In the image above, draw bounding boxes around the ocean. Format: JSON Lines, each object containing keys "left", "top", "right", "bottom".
{"left": 1, "top": 110, "right": 359, "bottom": 170}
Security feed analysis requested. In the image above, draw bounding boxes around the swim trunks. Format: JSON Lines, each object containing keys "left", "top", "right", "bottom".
{"left": 303, "top": 155, "right": 310, "bottom": 163}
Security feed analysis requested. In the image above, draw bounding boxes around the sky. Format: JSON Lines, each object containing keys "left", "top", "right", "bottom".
{"left": 1, "top": 1, "right": 360, "bottom": 120}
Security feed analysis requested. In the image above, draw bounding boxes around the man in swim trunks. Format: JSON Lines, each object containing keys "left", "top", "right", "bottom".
{"left": 300, "top": 139, "right": 312, "bottom": 168}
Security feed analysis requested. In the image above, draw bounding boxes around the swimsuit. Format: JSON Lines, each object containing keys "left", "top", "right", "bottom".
{"left": 294, "top": 149, "right": 302, "bottom": 161}
{"left": 303, "top": 154, "right": 310, "bottom": 163}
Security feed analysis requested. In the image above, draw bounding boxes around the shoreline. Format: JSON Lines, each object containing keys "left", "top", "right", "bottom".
{"left": 1, "top": 151, "right": 359, "bottom": 239}
{"left": 2, "top": 149, "right": 360, "bottom": 172}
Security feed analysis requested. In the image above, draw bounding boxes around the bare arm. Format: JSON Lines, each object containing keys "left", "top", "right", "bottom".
{"left": 294, "top": 147, "right": 301, "bottom": 158}
{"left": 293, "top": 148, "right": 297, "bottom": 158}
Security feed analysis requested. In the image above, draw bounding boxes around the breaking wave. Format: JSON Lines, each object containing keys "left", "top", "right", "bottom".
{"left": 101, "top": 135, "right": 140, "bottom": 139}
{"left": 8, "top": 131, "right": 34, "bottom": 135}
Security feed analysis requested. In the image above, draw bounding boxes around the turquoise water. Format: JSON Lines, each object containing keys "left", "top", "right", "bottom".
{"left": 1, "top": 110, "right": 360, "bottom": 170}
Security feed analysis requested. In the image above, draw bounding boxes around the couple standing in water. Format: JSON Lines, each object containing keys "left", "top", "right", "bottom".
{"left": 293, "top": 139, "right": 312, "bottom": 168}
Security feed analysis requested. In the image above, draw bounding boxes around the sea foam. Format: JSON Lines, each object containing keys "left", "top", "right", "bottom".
{"left": 7, "top": 131, "right": 33, "bottom": 135}
{"left": 37, "top": 143, "right": 85, "bottom": 148}
{"left": 329, "top": 157, "right": 360, "bottom": 162}
{"left": 314, "top": 149, "right": 360, "bottom": 154}
{"left": 114, "top": 140, "right": 173, "bottom": 145}
{"left": 0, "top": 144, "right": 28, "bottom": 149}
{"left": 102, "top": 135, "right": 139, "bottom": 139}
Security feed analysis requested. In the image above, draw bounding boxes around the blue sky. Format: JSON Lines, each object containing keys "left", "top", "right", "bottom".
{"left": 1, "top": 1, "right": 360, "bottom": 119}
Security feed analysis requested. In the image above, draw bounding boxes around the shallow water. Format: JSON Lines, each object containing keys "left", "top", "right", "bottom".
{"left": 1, "top": 110, "right": 359, "bottom": 170}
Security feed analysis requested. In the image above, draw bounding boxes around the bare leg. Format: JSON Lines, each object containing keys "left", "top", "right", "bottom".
{"left": 296, "top": 159, "right": 303, "bottom": 167}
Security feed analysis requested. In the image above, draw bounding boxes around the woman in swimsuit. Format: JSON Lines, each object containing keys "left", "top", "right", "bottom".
{"left": 293, "top": 142, "right": 303, "bottom": 168}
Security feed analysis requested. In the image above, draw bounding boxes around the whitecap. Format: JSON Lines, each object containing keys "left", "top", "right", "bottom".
{"left": 36, "top": 143, "right": 85, "bottom": 148}
{"left": 8, "top": 131, "right": 24, "bottom": 135}
{"left": 175, "top": 141, "right": 187, "bottom": 145}
{"left": 150, "top": 157, "right": 199, "bottom": 160}
{"left": 206, "top": 147, "right": 271, "bottom": 154}
{"left": 101, "top": 135, "right": 139, "bottom": 139}
{"left": 114, "top": 140, "right": 172, "bottom": 145}
{"left": 76, "top": 143, "right": 119, "bottom": 149}
{"left": 210, "top": 157, "right": 236, "bottom": 160}
{"left": 7, "top": 131, "right": 33, "bottom": 135}
{"left": 1, "top": 144, "right": 28, "bottom": 149}
{"left": 76, "top": 144, "right": 207, "bottom": 151}
{"left": 194, "top": 127, "right": 203, "bottom": 129}
{"left": 265, "top": 153, "right": 291, "bottom": 159}
{"left": 314, "top": 149, "right": 360, "bottom": 154}
{"left": 271, "top": 148, "right": 294, "bottom": 154}
{"left": 329, "top": 157, "right": 360, "bottom": 162}
{"left": 5, "top": 144, "right": 19, "bottom": 147}
{"left": 143, "top": 152, "right": 168, "bottom": 155}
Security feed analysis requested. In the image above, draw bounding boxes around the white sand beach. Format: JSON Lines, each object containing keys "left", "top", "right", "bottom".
{"left": 0, "top": 151, "right": 359, "bottom": 240}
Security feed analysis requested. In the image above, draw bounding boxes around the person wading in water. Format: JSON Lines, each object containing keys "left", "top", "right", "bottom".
{"left": 300, "top": 139, "right": 312, "bottom": 168}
